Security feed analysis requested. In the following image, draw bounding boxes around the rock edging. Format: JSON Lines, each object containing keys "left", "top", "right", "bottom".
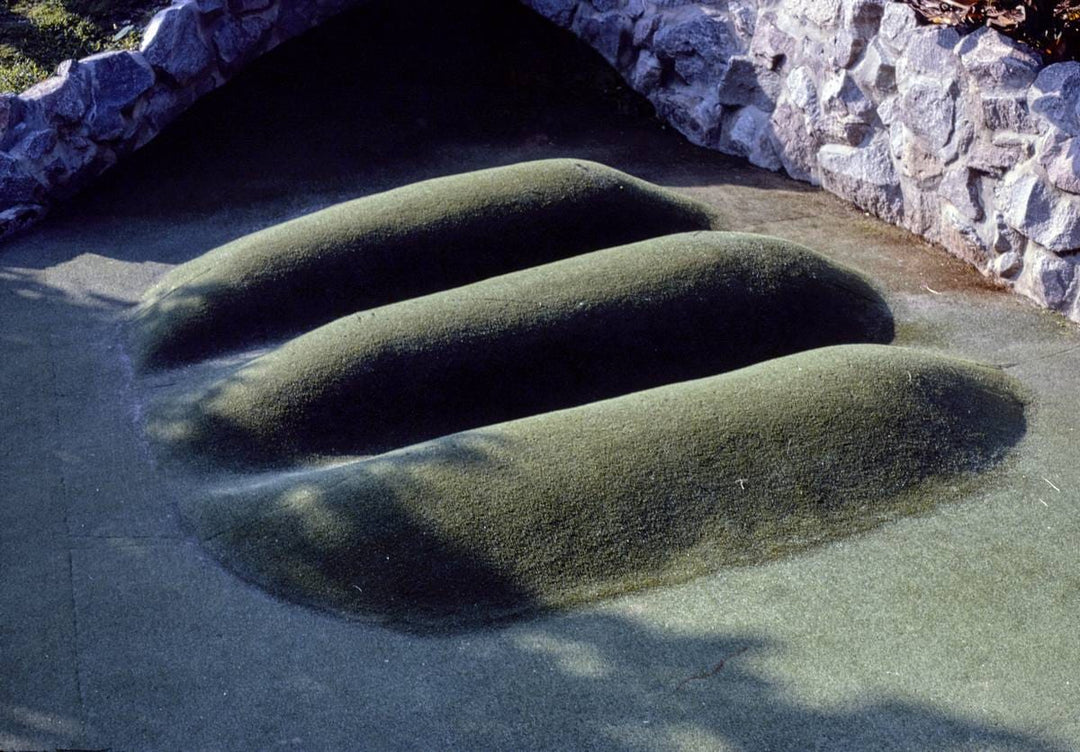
{"left": 523, "top": 0, "right": 1080, "bottom": 323}
{"left": 0, "top": 0, "right": 366, "bottom": 240}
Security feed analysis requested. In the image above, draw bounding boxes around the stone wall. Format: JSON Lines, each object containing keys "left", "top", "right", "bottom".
{"left": 524, "top": 0, "right": 1080, "bottom": 322}
{"left": 0, "top": 0, "right": 365, "bottom": 240}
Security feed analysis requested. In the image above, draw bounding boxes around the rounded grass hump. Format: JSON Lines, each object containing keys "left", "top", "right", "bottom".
{"left": 148, "top": 231, "right": 894, "bottom": 467}
{"left": 187, "top": 344, "right": 1026, "bottom": 631}
{"left": 132, "top": 159, "right": 719, "bottom": 369}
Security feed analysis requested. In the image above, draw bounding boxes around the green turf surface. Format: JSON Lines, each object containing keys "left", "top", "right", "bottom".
{"left": 147, "top": 231, "right": 894, "bottom": 466}
{"left": 185, "top": 344, "right": 1025, "bottom": 631}
{"left": 132, "top": 158, "right": 719, "bottom": 369}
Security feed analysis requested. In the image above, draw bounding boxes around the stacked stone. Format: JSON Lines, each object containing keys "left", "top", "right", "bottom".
{"left": 0, "top": 0, "right": 364, "bottom": 240}
{"left": 525, "top": 0, "right": 1080, "bottom": 322}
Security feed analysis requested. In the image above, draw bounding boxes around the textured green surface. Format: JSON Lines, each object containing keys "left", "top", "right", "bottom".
{"left": 148, "top": 231, "right": 893, "bottom": 466}
{"left": 133, "top": 158, "right": 719, "bottom": 368}
{"left": 187, "top": 345, "right": 1025, "bottom": 630}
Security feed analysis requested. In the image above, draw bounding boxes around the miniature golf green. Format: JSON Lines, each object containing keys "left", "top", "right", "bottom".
{"left": 133, "top": 158, "right": 719, "bottom": 369}
{"left": 134, "top": 161, "right": 1025, "bottom": 631}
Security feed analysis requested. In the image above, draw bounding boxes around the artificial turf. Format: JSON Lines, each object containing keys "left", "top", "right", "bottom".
{"left": 185, "top": 344, "right": 1025, "bottom": 631}
{"left": 147, "top": 231, "right": 894, "bottom": 466}
{"left": 136, "top": 159, "right": 1024, "bottom": 632}
{"left": 133, "top": 158, "right": 719, "bottom": 369}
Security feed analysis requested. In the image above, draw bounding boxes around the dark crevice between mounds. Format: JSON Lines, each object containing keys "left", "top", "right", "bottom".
{"left": 147, "top": 230, "right": 895, "bottom": 468}
{"left": 188, "top": 345, "right": 1026, "bottom": 633}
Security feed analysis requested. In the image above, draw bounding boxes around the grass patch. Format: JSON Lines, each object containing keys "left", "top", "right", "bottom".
{"left": 1, "top": 0, "right": 152, "bottom": 93}
{"left": 133, "top": 159, "right": 720, "bottom": 369}
{"left": 186, "top": 345, "right": 1026, "bottom": 631}
{"left": 149, "top": 231, "right": 894, "bottom": 466}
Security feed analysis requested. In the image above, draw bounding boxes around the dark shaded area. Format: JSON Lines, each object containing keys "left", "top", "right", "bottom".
{"left": 426, "top": 613, "right": 1071, "bottom": 752}
{"left": 56, "top": 0, "right": 667, "bottom": 229}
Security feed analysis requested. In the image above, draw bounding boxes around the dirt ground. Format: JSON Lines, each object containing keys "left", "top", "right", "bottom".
{"left": 2, "top": 1, "right": 1078, "bottom": 749}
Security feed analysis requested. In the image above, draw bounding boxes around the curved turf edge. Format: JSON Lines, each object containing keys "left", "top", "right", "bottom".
{"left": 132, "top": 159, "right": 719, "bottom": 369}
{"left": 185, "top": 345, "right": 1026, "bottom": 631}
{"left": 148, "top": 232, "right": 894, "bottom": 466}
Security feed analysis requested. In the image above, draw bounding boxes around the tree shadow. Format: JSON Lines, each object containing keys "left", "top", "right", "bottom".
{"left": 451, "top": 611, "right": 1070, "bottom": 751}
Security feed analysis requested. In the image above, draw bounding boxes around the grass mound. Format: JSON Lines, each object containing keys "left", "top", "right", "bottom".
{"left": 132, "top": 159, "right": 719, "bottom": 369}
{"left": 184, "top": 345, "right": 1026, "bottom": 631}
{"left": 148, "top": 232, "right": 894, "bottom": 466}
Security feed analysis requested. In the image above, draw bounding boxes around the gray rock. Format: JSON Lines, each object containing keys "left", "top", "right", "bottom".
{"left": 940, "top": 203, "right": 992, "bottom": 268}
{"left": 956, "top": 26, "right": 1041, "bottom": 91}
{"left": 19, "top": 62, "right": 90, "bottom": 123}
{"left": 994, "top": 249, "right": 1023, "bottom": 278}
{"left": 715, "top": 56, "right": 760, "bottom": 107}
{"left": 819, "top": 71, "right": 874, "bottom": 146}
{"left": 891, "top": 122, "right": 944, "bottom": 182}
{"left": 791, "top": 0, "right": 842, "bottom": 28}
{"left": 898, "top": 78, "right": 956, "bottom": 151}
{"left": 0, "top": 153, "right": 43, "bottom": 204}
{"left": 828, "top": 29, "right": 863, "bottom": 69}
{"left": 980, "top": 93, "right": 1034, "bottom": 133}
{"left": 899, "top": 174, "right": 943, "bottom": 240}
{"left": 748, "top": 12, "right": 795, "bottom": 72}
{"left": 572, "top": 10, "right": 630, "bottom": 66}
{"left": 968, "top": 139, "right": 1025, "bottom": 177}
{"left": 940, "top": 165, "right": 984, "bottom": 221}
{"left": 630, "top": 49, "right": 662, "bottom": 93}
{"left": 228, "top": 0, "right": 273, "bottom": 12}
{"left": 818, "top": 133, "right": 903, "bottom": 222}
{"left": 0, "top": 203, "right": 48, "bottom": 240}
{"left": 1029, "top": 62, "right": 1080, "bottom": 135}
{"left": 522, "top": 0, "right": 577, "bottom": 27}
{"left": 654, "top": 90, "right": 722, "bottom": 147}
{"left": 82, "top": 51, "right": 156, "bottom": 109}
{"left": 195, "top": 0, "right": 226, "bottom": 14}
{"left": 141, "top": 2, "right": 215, "bottom": 84}
{"left": 632, "top": 12, "right": 660, "bottom": 47}
{"left": 726, "top": 104, "right": 782, "bottom": 170}
{"left": 851, "top": 39, "right": 895, "bottom": 93}
{"left": 1000, "top": 169, "right": 1080, "bottom": 252}
{"left": 0, "top": 95, "right": 13, "bottom": 148}
{"left": 879, "top": 2, "right": 918, "bottom": 49}
{"left": 845, "top": 0, "right": 886, "bottom": 40}
{"left": 275, "top": 0, "right": 323, "bottom": 38}
{"left": 896, "top": 26, "right": 961, "bottom": 81}
{"left": 213, "top": 14, "right": 272, "bottom": 69}
{"left": 770, "top": 101, "right": 820, "bottom": 182}
{"left": 1037, "top": 131, "right": 1080, "bottom": 194}
{"left": 653, "top": 9, "right": 740, "bottom": 85}
{"left": 991, "top": 211, "right": 1026, "bottom": 255}
{"left": 785, "top": 65, "right": 818, "bottom": 111}
{"left": 1015, "top": 245, "right": 1077, "bottom": 309}
{"left": 9, "top": 128, "right": 58, "bottom": 162}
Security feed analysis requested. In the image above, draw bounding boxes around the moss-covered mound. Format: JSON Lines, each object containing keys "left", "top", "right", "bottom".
{"left": 133, "top": 159, "right": 719, "bottom": 368}
{"left": 185, "top": 345, "right": 1025, "bottom": 630}
{"left": 148, "top": 232, "right": 893, "bottom": 466}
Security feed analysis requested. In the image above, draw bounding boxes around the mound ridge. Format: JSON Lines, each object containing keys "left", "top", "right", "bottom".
{"left": 133, "top": 158, "right": 719, "bottom": 369}
{"left": 147, "top": 231, "right": 894, "bottom": 466}
{"left": 132, "top": 160, "right": 1026, "bottom": 631}
{"left": 188, "top": 345, "right": 1025, "bottom": 630}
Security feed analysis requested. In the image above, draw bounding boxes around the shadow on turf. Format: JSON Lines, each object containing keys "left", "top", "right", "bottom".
{"left": 447, "top": 612, "right": 1071, "bottom": 752}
